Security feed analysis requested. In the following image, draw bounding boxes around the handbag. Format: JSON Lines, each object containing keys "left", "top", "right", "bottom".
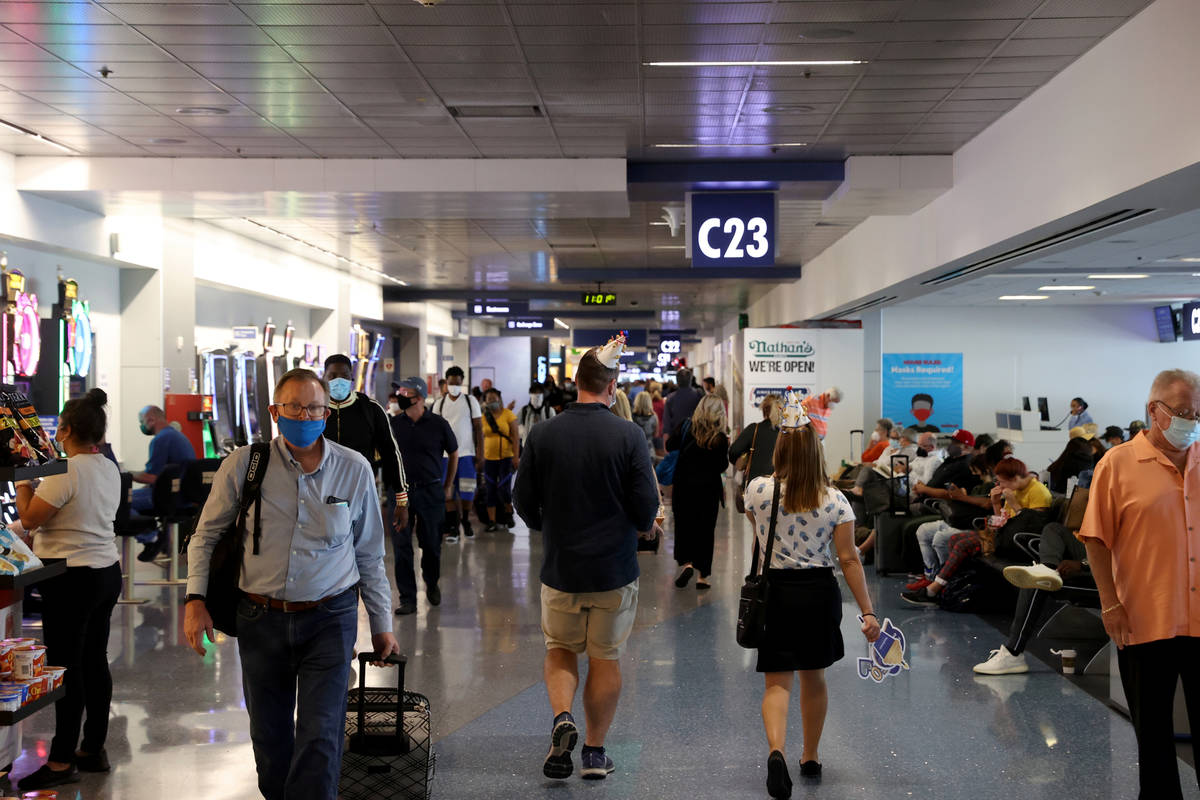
{"left": 197, "top": 442, "right": 271, "bottom": 637}
{"left": 655, "top": 419, "right": 691, "bottom": 486}
{"left": 734, "top": 422, "right": 761, "bottom": 515}
{"left": 736, "top": 479, "right": 782, "bottom": 649}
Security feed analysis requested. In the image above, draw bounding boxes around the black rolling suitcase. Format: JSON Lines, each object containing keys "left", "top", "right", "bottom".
{"left": 340, "top": 652, "right": 435, "bottom": 800}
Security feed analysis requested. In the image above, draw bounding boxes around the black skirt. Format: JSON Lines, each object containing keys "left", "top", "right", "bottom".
{"left": 755, "top": 567, "right": 844, "bottom": 673}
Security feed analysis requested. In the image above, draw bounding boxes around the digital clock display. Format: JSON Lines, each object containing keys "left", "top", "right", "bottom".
{"left": 582, "top": 292, "right": 617, "bottom": 306}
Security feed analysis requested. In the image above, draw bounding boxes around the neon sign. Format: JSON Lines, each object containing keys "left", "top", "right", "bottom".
{"left": 69, "top": 299, "right": 92, "bottom": 378}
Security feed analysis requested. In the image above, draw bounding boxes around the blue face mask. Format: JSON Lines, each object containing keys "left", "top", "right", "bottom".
{"left": 276, "top": 416, "right": 326, "bottom": 449}
{"left": 328, "top": 378, "right": 353, "bottom": 403}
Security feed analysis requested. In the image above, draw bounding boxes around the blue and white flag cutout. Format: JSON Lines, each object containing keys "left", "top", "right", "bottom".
{"left": 857, "top": 617, "right": 910, "bottom": 683}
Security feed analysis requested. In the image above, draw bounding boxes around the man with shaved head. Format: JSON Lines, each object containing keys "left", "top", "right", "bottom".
{"left": 1079, "top": 369, "right": 1200, "bottom": 799}
{"left": 131, "top": 403, "right": 196, "bottom": 561}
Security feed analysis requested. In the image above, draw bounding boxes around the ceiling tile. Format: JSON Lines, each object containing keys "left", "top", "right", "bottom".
{"left": 374, "top": 4, "right": 507, "bottom": 27}
{"left": 164, "top": 44, "right": 292, "bottom": 62}
{"left": 961, "top": 70, "right": 1056, "bottom": 87}
{"left": 508, "top": 5, "right": 635, "bottom": 26}
{"left": 237, "top": 4, "right": 382, "bottom": 26}
{"left": 5, "top": 23, "right": 148, "bottom": 44}
{"left": 877, "top": 41, "right": 1000, "bottom": 60}
{"left": 191, "top": 61, "right": 310, "bottom": 79}
{"left": 770, "top": 2, "right": 906, "bottom": 24}
{"left": 902, "top": 0, "right": 1043, "bottom": 20}
{"left": 405, "top": 45, "right": 523, "bottom": 63}
{"left": 393, "top": 25, "right": 514, "bottom": 46}
{"left": 133, "top": 25, "right": 274, "bottom": 45}
{"left": 977, "top": 55, "right": 1074, "bottom": 72}
{"left": 1016, "top": 17, "right": 1127, "bottom": 38}
{"left": 518, "top": 25, "right": 639, "bottom": 47}
{"left": 994, "top": 37, "right": 1098, "bottom": 58}
{"left": 98, "top": 4, "right": 252, "bottom": 26}
{"left": 1034, "top": 0, "right": 1152, "bottom": 17}
{"left": 259, "top": 25, "right": 394, "bottom": 46}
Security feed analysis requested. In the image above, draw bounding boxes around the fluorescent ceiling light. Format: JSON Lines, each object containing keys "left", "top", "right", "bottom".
{"left": 654, "top": 142, "right": 807, "bottom": 148}
{"left": 240, "top": 218, "right": 407, "bottom": 286}
{"left": 553, "top": 318, "right": 570, "bottom": 330}
{"left": 644, "top": 60, "right": 866, "bottom": 67}
{"left": 999, "top": 295, "right": 1049, "bottom": 300}
{"left": 1157, "top": 257, "right": 1200, "bottom": 263}
{"left": 0, "top": 117, "right": 76, "bottom": 154}
{"left": 1037, "top": 285, "right": 1094, "bottom": 291}
{"left": 652, "top": 245, "right": 686, "bottom": 250}
{"left": 1087, "top": 273, "right": 1148, "bottom": 279}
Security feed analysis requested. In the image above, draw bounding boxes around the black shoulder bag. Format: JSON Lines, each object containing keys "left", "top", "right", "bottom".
{"left": 202, "top": 442, "right": 270, "bottom": 637}
{"left": 736, "top": 479, "right": 782, "bottom": 649}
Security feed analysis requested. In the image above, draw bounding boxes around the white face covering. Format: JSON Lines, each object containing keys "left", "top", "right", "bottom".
{"left": 870, "top": 431, "right": 882, "bottom": 443}
{"left": 387, "top": 401, "right": 400, "bottom": 416}
{"left": 447, "top": 384, "right": 463, "bottom": 397}
{"left": 1158, "top": 404, "right": 1200, "bottom": 450}
{"left": 530, "top": 394, "right": 544, "bottom": 409}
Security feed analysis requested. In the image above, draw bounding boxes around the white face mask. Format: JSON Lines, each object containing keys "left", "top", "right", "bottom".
{"left": 530, "top": 394, "right": 543, "bottom": 409}
{"left": 447, "top": 384, "right": 463, "bottom": 397}
{"left": 870, "top": 431, "right": 881, "bottom": 443}
{"left": 1159, "top": 406, "right": 1200, "bottom": 450}
{"left": 387, "top": 401, "right": 399, "bottom": 415}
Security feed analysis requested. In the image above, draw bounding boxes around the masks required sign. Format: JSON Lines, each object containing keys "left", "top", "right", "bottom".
{"left": 881, "top": 353, "right": 963, "bottom": 433}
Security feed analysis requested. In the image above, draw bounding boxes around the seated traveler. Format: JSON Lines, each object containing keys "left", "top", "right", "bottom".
{"left": 902, "top": 457, "right": 1051, "bottom": 607}
{"left": 1047, "top": 435, "right": 1095, "bottom": 493}
{"left": 859, "top": 418, "right": 895, "bottom": 464}
{"left": 908, "top": 429, "right": 980, "bottom": 515}
{"left": 904, "top": 455, "right": 995, "bottom": 592}
{"left": 130, "top": 405, "right": 196, "bottom": 561}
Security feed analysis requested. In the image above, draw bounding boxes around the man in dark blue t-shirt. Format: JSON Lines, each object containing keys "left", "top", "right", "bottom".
{"left": 514, "top": 340, "right": 660, "bottom": 783}
{"left": 132, "top": 404, "right": 196, "bottom": 561}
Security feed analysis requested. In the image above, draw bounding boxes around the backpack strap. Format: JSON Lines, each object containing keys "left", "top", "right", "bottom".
{"left": 236, "top": 442, "right": 271, "bottom": 556}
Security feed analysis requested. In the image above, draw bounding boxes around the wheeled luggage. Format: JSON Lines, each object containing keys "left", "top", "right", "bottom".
{"left": 340, "top": 652, "right": 435, "bottom": 800}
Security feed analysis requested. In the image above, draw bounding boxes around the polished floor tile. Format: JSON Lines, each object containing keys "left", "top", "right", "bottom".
{"left": 3, "top": 499, "right": 1195, "bottom": 799}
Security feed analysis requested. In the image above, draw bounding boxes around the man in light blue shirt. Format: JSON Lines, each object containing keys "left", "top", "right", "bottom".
{"left": 184, "top": 369, "right": 398, "bottom": 800}
{"left": 131, "top": 404, "right": 197, "bottom": 561}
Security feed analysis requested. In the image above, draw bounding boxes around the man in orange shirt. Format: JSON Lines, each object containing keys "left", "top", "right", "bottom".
{"left": 1078, "top": 369, "right": 1200, "bottom": 800}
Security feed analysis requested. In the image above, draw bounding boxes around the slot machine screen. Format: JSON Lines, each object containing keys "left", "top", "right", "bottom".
{"left": 242, "top": 356, "right": 259, "bottom": 437}
{"left": 209, "top": 355, "right": 236, "bottom": 447}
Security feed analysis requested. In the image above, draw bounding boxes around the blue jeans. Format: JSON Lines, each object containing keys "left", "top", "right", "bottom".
{"left": 392, "top": 482, "right": 445, "bottom": 604}
{"left": 236, "top": 588, "right": 358, "bottom": 800}
{"left": 131, "top": 487, "right": 158, "bottom": 543}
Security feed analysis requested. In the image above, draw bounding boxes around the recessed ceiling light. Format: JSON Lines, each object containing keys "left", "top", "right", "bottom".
{"left": 175, "top": 106, "right": 229, "bottom": 116}
{"left": 1087, "top": 273, "right": 1148, "bottom": 279}
{"left": 644, "top": 60, "right": 866, "bottom": 67}
{"left": 798, "top": 28, "right": 856, "bottom": 40}
{"left": 147, "top": 137, "right": 186, "bottom": 145}
{"left": 763, "top": 105, "right": 816, "bottom": 114}
{"left": 1037, "top": 285, "right": 1094, "bottom": 291}
{"left": 999, "top": 295, "right": 1049, "bottom": 300}
{"left": 654, "top": 142, "right": 807, "bottom": 148}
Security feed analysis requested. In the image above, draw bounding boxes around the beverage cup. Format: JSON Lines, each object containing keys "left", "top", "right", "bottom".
{"left": 1060, "top": 649, "right": 1077, "bottom": 674}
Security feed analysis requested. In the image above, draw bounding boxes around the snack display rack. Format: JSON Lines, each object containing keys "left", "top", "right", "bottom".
{"left": 0, "top": 684, "right": 63, "bottom": 726}
{"left": 0, "top": 459, "right": 66, "bottom": 484}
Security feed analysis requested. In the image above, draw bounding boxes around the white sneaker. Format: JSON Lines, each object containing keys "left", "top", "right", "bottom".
{"left": 973, "top": 645, "right": 1029, "bottom": 675}
{"left": 445, "top": 534, "right": 459, "bottom": 544}
{"left": 1002, "top": 563, "right": 1063, "bottom": 591}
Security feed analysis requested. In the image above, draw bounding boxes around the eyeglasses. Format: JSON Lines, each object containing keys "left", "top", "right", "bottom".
{"left": 1155, "top": 400, "right": 1200, "bottom": 422}
{"left": 274, "top": 402, "right": 329, "bottom": 419}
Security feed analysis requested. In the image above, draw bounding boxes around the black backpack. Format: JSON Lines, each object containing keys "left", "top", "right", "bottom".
{"left": 937, "top": 563, "right": 1015, "bottom": 614}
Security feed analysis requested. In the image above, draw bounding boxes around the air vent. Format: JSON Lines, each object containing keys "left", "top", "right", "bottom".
{"left": 921, "top": 209, "right": 1157, "bottom": 287}
{"left": 822, "top": 295, "right": 898, "bottom": 319}
{"left": 448, "top": 105, "right": 543, "bottom": 119}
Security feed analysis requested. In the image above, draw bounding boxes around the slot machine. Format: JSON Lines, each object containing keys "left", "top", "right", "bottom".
{"left": 0, "top": 263, "right": 39, "bottom": 393}
{"left": 33, "top": 277, "right": 93, "bottom": 414}
{"left": 198, "top": 348, "right": 237, "bottom": 454}
{"left": 234, "top": 351, "right": 260, "bottom": 445}
{"left": 350, "top": 324, "right": 370, "bottom": 392}
{"left": 363, "top": 333, "right": 386, "bottom": 399}
{"left": 255, "top": 319, "right": 281, "bottom": 441}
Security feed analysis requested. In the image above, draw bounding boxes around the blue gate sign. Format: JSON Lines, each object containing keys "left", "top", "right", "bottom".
{"left": 689, "top": 192, "right": 776, "bottom": 268}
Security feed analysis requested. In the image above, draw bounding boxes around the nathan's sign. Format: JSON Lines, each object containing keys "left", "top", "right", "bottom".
{"left": 747, "top": 338, "right": 816, "bottom": 373}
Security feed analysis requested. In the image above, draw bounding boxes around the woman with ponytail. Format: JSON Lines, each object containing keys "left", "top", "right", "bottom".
{"left": 14, "top": 388, "right": 122, "bottom": 791}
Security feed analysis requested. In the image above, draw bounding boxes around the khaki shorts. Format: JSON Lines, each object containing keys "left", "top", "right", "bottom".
{"left": 540, "top": 580, "right": 639, "bottom": 660}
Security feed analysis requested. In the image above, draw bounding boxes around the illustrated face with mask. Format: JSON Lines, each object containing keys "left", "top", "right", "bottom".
{"left": 1152, "top": 397, "right": 1200, "bottom": 451}
{"left": 271, "top": 377, "right": 330, "bottom": 450}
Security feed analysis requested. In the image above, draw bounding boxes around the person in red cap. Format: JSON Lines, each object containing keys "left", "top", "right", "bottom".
{"left": 907, "top": 429, "right": 980, "bottom": 515}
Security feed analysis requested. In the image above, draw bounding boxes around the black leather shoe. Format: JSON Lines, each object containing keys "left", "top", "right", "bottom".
{"left": 427, "top": 586, "right": 441, "bottom": 606}
{"left": 136, "top": 538, "right": 163, "bottom": 562}
{"left": 767, "top": 751, "right": 792, "bottom": 799}
{"left": 76, "top": 749, "right": 110, "bottom": 773}
{"left": 799, "top": 760, "right": 822, "bottom": 780}
{"left": 18, "top": 764, "right": 80, "bottom": 790}
{"left": 394, "top": 601, "right": 417, "bottom": 616}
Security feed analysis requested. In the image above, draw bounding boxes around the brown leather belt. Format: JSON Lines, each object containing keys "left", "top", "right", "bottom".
{"left": 243, "top": 592, "right": 341, "bottom": 613}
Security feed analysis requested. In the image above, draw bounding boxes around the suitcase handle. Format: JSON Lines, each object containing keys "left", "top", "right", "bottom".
{"left": 356, "top": 652, "right": 408, "bottom": 741}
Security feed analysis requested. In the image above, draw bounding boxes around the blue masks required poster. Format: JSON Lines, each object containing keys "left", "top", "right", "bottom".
{"left": 881, "top": 353, "right": 963, "bottom": 433}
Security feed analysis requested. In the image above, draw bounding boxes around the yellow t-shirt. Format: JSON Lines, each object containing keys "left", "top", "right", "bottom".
{"left": 1006, "top": 478, "right": 1052, "bottom": 516}
{"left": 483, "top": 408, "right": 517, "bottom": 461}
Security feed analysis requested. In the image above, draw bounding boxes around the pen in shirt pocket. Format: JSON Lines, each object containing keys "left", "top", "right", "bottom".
{"left": 324, "top": 496, "right": 349, "bottom": 507}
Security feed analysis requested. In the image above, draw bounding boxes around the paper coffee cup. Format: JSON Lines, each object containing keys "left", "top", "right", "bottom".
{"left": 1060, "top": 649, "right": 1077, "bottom": 674}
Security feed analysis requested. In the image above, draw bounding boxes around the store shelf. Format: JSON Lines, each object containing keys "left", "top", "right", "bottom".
{"left": 0, "top": 685, "right": 64, "bottom": 726}
{"left": 0, "top": 461, "right": 67, "bottom": 483}
{"left": 0, "top": 559, "right": 65, "bottom": 592}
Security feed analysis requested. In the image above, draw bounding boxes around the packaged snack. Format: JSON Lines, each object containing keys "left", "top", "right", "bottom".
{"left": 0, "top": 642, "right": 13, "bottom": 673}
{"left": 0, "top": 529, "right": 41, "bottom": 572}
{"left": 2, "top": 393, "right": 57, "bottom": 464}
{"left": 0, "top": 682, "right": 24, "bottom": 704}
{"left": 0, "top": 404, "right": 36, "bottom": 468}
{"left": 17, "top": 676, "right": 44, "bottom": 703}
{"left": 0, "top": 690, "right": 19, "bottom": 711}
{"left": 43, "top": 666, "right": 65, "bottom": 690}
{"left": 12, "top": 645, "right": 45, "bottom": 679}
{"left": 0, "top": 559, "right": 18, "bottom": 577}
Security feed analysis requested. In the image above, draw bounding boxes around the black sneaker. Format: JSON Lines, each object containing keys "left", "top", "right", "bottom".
{"left": 767, "top": 751, "right": 792, "bottom": 799}
{"left": 76, "top": 749, "right": 110, "bottom": 773}
{"left": 543, "top": 712, "right": 578, "bottom": 779}
{"left": 136, "top": 538, "right": 163, "bottom": 562}
{"left": 900, "top": 588, "right": 939, "bottom": 607}
{"left": 427, "top": 586, "right": 441, "bottom": 606}
{"left": 580, "top": 747, "right": 615, "bottom": 780}
{"left": 485, "top": 522, "right": 499, "bottom": 532}
{"left": 461, "top": 520, "right": 474, "bottom": 538}
{"left": 18, "top": 764, "right": 80, "bottom": 790}
{"left": 394, "top": 601, "right": 417, "bottom": 616}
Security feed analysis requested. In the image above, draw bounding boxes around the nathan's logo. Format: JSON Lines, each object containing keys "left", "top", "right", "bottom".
{"left": 748, "top": 339, "right": 815, "bottom": 359}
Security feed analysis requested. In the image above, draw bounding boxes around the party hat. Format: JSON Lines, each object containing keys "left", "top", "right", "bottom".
{"left": 596, "top": 331, "right": 627, "bottom": 368}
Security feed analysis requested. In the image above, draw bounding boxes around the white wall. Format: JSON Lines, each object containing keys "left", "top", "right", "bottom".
{"left": 194, "top": 284, "right": 316, "bottom": 354}
{"left": 469, "top": 336, "right": 531, "bottom": 406}
{"left": 880, "top": 304, "right": 1185, "bottom": 441}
